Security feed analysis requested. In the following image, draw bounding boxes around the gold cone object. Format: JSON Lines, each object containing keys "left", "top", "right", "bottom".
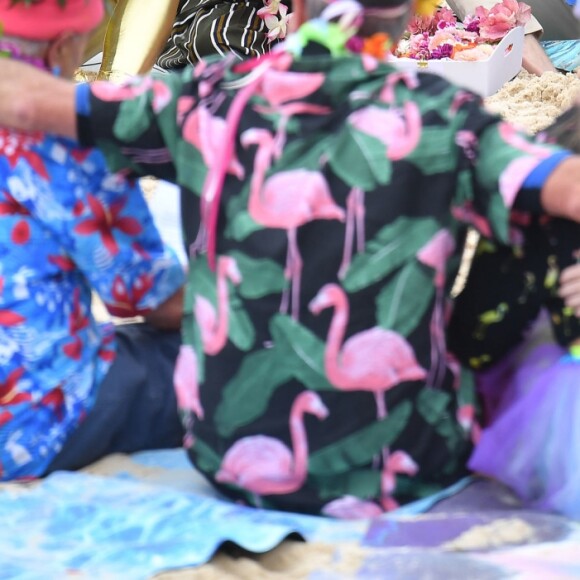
{"left": 86, "top": 0, "right": 180, "bottom": 81}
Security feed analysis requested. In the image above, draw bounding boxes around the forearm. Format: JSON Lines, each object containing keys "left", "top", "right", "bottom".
{"left": 522, "top": 35, "right": 556, "bottom": 76}
{"left": 1, "top": 60, "right": 77, "bottom": 138}
{"left": 540, "top": 156, "right": 580, "bottom": 221}
{"left": 144, "top": 287, "right": 184, "bottom": 330}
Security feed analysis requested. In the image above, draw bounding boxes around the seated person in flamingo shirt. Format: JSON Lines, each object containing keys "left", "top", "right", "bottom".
{"left": 0, "top": 0, "right": 185, "bottom": 480}
{"left": 1, "top": 0, "right": 580, "bottom": 516}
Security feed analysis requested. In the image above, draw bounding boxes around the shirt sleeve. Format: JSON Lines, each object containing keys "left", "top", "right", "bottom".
{"left": 16, "top": 142, "right": 185, "bottom": 318}
{"left": 453, "top": 94, "right": 564, "bottom": 243}
{"left": 76, "top": 71, "right": 193, "bottom": 184}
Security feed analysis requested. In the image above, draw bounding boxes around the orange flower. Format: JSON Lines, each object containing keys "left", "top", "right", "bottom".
{"left": 362, "top": 33, "right": 391, "bottom": 59}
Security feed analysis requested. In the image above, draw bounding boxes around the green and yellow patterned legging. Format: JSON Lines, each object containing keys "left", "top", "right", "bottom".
{"left": 448, "top": 217, "right": 580, "bottom": 371}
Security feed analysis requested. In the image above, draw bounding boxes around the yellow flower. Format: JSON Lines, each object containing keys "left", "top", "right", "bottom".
{"left": 415, "top": 0, "right": 440, "bottom": 16}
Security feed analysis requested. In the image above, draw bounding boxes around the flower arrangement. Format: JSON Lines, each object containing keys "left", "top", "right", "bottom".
{"left": 258, "top": 0, "right": 292, "bottom": 42}
{"left": 395, "top": 0, "right": 531, "bottom": 62}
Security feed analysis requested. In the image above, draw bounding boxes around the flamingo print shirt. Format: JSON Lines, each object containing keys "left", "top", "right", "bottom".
{"left": 0, "top": 131, "right": 185, "bottom": 480}
{"left": 76, "top": 45, "right": 564, "bottom": 515}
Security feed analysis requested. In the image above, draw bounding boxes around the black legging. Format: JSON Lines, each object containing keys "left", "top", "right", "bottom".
{"left": 448, "top": 217, "right": 580, "bottom": 371}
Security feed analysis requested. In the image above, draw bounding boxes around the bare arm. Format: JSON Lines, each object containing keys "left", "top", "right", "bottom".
{"left": 522, "top": 35, "right": 556, "bottom": 76}
{"left": 540, "top": 156, "right": 580, "bottom": 221}
{"left": 0, "top": 60, "right": 77, "bottom": 138}
{"left": 143, "top": 286, "right": 184, "bottom": 330}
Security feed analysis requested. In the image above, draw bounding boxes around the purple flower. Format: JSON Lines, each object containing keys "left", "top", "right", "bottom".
{"left": 464, "top": 16, "right": 481, "bottom": 33}
{"left": 431, "top": 43, "right": 453, "bottom": 59}
{"left": 346, "top": 35, "right": 364, "bottom": 53}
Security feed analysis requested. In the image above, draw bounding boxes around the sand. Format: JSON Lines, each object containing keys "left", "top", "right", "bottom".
{"left": 485, "top": 70, "right": 580, "bottom": 133}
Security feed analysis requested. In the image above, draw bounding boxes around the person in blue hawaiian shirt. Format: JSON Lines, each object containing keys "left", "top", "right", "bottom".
{"left": 0, "top": 0, "right": 186, "bottom": 480}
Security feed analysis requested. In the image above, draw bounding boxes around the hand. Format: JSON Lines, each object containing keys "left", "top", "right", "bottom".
{"left": 558, "top": 262, "right": 580, "bottom": 317}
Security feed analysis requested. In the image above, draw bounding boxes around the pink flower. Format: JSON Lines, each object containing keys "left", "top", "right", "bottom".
{"left": 433, "top": 7, "right": 457, "bottom": 29}
{"left": 408, "top": 14, "right": 436, "bottom": 35}
{"left": 262, "top": 3, "right": 292, "bottom": 41}
{"left": 476, "top": 0, "right": 531, "bottom": 41}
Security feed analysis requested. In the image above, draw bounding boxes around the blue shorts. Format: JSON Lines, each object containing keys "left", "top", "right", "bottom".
{"left": 46, "top": 323, "right": 183, "bottom": 473}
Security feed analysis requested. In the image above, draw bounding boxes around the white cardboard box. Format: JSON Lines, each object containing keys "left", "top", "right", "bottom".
{"left": 392, "top": 26, "right": 525, "bottom": 97}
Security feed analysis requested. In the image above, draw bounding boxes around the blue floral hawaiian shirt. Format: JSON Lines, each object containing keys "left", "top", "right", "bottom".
{"left": 0, "top": 128, "right": 185, "bottom": 480}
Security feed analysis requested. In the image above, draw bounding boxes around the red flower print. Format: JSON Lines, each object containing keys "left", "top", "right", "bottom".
{"left": 72, "top": 200, "right": 84, "bottom": 216}
{"left": 70, "top": 148, "right": 92, "bottom": 164}
{"left": 0, "top": 368, "right": 30, "bottom": 405}
{"left": 98, "top": 332, "right": 116, "bottom": 363}
{"left": 74, "top": 194, "right": 142, "bottom": 255}
{"left": 63, "top": 289, "right": 89, "bottom": 360}
{"left": 48, "top": 255, "right": 76, "bottom": 271}
{"left": 63, "top": 336, "right": 82, "bottom": 360}
{"left": 0, "top": 310, "right": 25, "bottom": 326}
{"left": 0, "top": 409, "right": 12, "bottom": 427}
{"left": 0, "top": 128, "right": 48, "bottom": 179}
{"left": 107, "top": 273, "right": 154, "bottom": 317}
{"left": 11, "top": 220, "right": 30, "bottom": 245}
{"left": 40, "top": 387, "right": 65, "bottom": 421}
{"left": 0, "top": 191, "right": 30, "bottom": 216}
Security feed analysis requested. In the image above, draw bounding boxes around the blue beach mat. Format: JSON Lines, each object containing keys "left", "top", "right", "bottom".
{"left": 1, "top": 449, "right": 579, "bottom": 579}
{"left": 543, "top": 40, "right": 580, "bottom": 72}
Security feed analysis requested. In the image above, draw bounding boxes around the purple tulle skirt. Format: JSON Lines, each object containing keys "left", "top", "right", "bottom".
{"left": 470, "top": 341, "right": 580, "bottom": 518}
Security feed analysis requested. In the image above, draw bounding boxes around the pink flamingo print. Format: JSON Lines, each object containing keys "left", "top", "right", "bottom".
{"left": 416, "top": 229, "right": 456, "bottom": 389}
{"left": 348, "top": 102, "right": 422, "bottom": 161}
{"left": 498, "top": 122, "right": 553, "bottom": 159}
{"left": 195, "top": 256, "right": 242, "bottom": 356}
{"left": 174, "top": 344, "right": 204, "bottom": 447}
{"left": 381, "top": 450, "right": 419, "bottom": 511}
{"left": 92, "top": 77, "right": 171, "bottom": 113}
{"left": 254, "top": 101, "right": 331, "bottom": 159}
{"left": 457, "top": 403, "right": 482, "bottom": 445}
{"left": 215, "top": 391, "right": 329, "bottom": 500}
{"left": 309, "top": 284, "right": 427, "bottom": 420}
{"left": 449, "top": 90, "right": 476, "bottom": 116}
{"left": 451, "top": 202, "right": 493, "bottom": 238}
{"left": 253, "top": 68, "right": 329, "bottom": 157}
{"left": 339, "top": 187, "right": 366, "bottom": 279}
{"left": 380, "top": 71, "right": 419, "bottom": 105}
{"left": 321, "top": 450, "right": 418, "bottom": 518}
{"left": 242, "top": 128, "right": 345, "bottom": 319}
{"left": 183, "top": 104, "right": 245, "bottom": 180}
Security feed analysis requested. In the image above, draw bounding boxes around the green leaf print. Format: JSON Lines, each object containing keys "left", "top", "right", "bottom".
{"left": 189, "top": 258, "right": 256, "bottom": 353}
{"left": 376, "top": 261, "right": 434, "bottom": 336}
{"left": 215, "top": 315, "right": 334, "bottom": 437}
{"left": 416, "top": 388, "right": 463, "bottom": 453}
{"left": 227, "top": 210, "right": 262, "bottom": 242}
{"left": 416, "top": 387, "right": 451, "bottom": 423}
{"left": 192, "top": 436, "right": 222, "bottom": 474}
{"left": 115, "top": 99, "right": 152, "bottom": 141}
{"left": 328, "top": 124, "right": 393, "bottom": 191}
{"left": 176, "top": 141, "right": 208, "bottom": 196}
{"left": 229, "top": 251, "right": 286, "bottom": 299}
{"left": 310, "top": 469, "right": 381, "bottom": 501}
{"left": 456, "top": 365, "right": 477, "bottom": 408}
{"left": 405, "top": 127, "right": 458, "bottom": 175}
{"left": 215, "top": 349, "right": 292, "bottom": 437}
{"left": 343, "top": 217, "right": 440, "bottom": 292}
{"left": 487, "top": 195, "right": 510, "bottom": 244}
{"left": 269, "top": 315, "right": 335, "bottom": 392}
{"left": 308, "top": 401, "right": 412, "bottom": 475}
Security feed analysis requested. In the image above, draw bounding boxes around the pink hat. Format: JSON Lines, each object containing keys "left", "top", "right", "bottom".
{"left": 0, "top": 0, "right": 104, "bottom": 40}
